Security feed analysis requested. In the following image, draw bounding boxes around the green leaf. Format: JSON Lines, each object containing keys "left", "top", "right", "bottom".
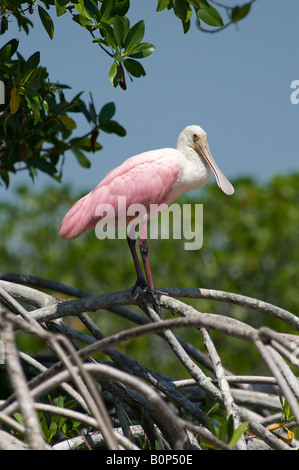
{"left": 100, "top": 0, "right": 114, "bottom": 22}
{"left": 24, "top": 88, "right": 43, "bottom": 123}
{"left": 155, "top": 440, "right": 165, "bottom": 450}
{"left": 59, "top": 115, "right": 77, "bottom": 130}
{"left": 0, "top": 38, "right": 19, "bottom": 62}
{"left": 100, "top": 22, "right": 117, "bottom": 49}
{"left": 173, "top": 0, "right": 188, "bottom": 21}
{"left": 56, "top": 395, "right": 64, "bottom": 408}
{"left": 48, "top": 420, "right": 59, "bottom": 442}
{"left": 0, "top": 62, "right": 12, "bottom": 74}
{"left": 198, "top": 3, "right": 223, "bottom": 27}
{"left": 113, "top": 0, "right": 130, "bottom": 17}
{"left": 231, "top": 4, "right": 251, "bottom": 23}
{"left": 92, "top": 37, "right": 108, "bottom": 46}
{"left": 122, "top": 16, "right": 130, "bottom": 42}
{"left": 86, "top": 0, "right": 101, "bottom": 21}
{"left": 229, "top": 421, "right": 249, "bottom": 448}
{"left": 278, "top": 392, "right": 294, "bottom": 422}
{"left": 9, "top": 86, "right": 21, "bottom": 114}
{"left": 74, "top": 0, "right": 101, "bottom": 21}
{"left": 54, "top": 0, "right": 68, "bottom": 17}
{"left": 70, "top": 136, "right": 102, "bottom": 151}
{"left": 72, "top": 13, "right": 93, "bottom": 27}
{"left": 123, "top": 58, "right": 146, "bottom": 78}
{"left": 113, "top": 15, "right": 125, "bottom": 48}
{"left": 28, "top": 51, "right": 41, "bottom": 69}
{"left": 39, "top": 414, "right": 49, "bottom": 440}
{"left": 87, "top": 92, "right": 97, "bottom": 123}
{"left": 182, "top": 18, "right": 191, "bottom": 34}
{"left": 38, "top": 5, "right": 54, "bottom": 39}
{"left": 226, "top": 414, "right": 234, "bottom": 443}
{"left": 124, "top": 20, "right": 145, "bottom": 52}
{"left": 27, "top": 158, "right": 58, "bottom": 175}
{"left": 0, "top": 169, "right": 10, "bottom": 188}
{"left": 22, "top": 51, "right": 41, "bottom": 81}
{"left": 98, "top": 102, "right": 116, "bottom": 125}
{"left": 156, "top": 0, "right": 170, "bottom": 12}
{"left": 100, "top": 120, "right": 126, "bottom": 136}
{"left": 72, "top": 147, "right": 91, "bottom": 168}
{"left": 78, "top": 0, "right": 85, "bottom": 10}
{"left": 108, "top": 61, "right": 122, "bottom": 87}
{"left": 23, "top": 68, "right": 38, "bottom": 84}
{"left": 205, "top": 413, "right": 217, "bottom": 436}
{"left": 188, "top": 0, "right": 200, "bottom": 8}
{"left": 127, "top": 43, "right": 155, "bottom": 59}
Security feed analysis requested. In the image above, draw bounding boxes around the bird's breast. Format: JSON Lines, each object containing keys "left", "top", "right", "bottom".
{"left": 165, "top": 157, "right": 211, "bottom": 204}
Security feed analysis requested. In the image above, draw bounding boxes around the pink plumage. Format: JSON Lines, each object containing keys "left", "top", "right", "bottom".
{"left": 59, "top": 149, "right": 182, "bottom": 239}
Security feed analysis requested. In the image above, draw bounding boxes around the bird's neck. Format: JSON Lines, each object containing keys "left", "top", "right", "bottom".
{"left": 177, "top": 143, "right": 197, "bottom": 161}
{"left": 177, "top": 143, "right": 210, "bottom": 174}
{"left": 175, "top": 145, "right": 211, "bottom": 194}
{"left": 177, "top": 139, "right": 206, "bottom": 166}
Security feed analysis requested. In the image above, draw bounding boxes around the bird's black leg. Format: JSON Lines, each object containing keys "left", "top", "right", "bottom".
{"left": 139, "top": 239, "right": 154, "bottom": 292}
{"left": 128, "top": 223, "right": 161, "bottom": 314}
{"left": 139, "top": 238, "right": 161, "bottom": 315}
{"left": 127, "top": 236, "right": 147, "bottom": 293}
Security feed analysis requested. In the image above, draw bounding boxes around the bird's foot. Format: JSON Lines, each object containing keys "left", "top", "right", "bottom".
{"left": 131, "top": 276, "right": 148, "bottom": 295}
{"left": 131, "top": 279, "right": 163, "bottom": 316}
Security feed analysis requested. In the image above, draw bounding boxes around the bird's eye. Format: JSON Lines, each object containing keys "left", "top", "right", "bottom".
{"left": 193, "top": 134, "right": 198, "bottom": 140}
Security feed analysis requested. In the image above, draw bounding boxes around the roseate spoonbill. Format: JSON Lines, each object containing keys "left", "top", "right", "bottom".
{"left": 59, "top": 125, "right": 234, "bottom": 300}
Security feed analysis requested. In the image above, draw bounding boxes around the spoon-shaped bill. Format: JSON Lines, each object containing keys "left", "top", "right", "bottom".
{"left": 198, "top": 138, "right": 234, "bottom": 196}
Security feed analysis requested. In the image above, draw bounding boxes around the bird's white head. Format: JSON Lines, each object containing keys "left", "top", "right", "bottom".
{"left": 177, "top": 125, "right": 234, "bottom": 196}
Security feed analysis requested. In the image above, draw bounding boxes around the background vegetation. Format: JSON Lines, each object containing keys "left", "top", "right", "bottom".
{"left": 1, "top": 0, "right": 298, "bottom": 451}
{"left": 1, "top": 172, "right": 299, "bottom": 375}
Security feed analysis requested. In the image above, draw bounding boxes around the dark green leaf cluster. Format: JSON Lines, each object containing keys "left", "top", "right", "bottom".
{"left": 0, "top": 0, "right": 34, "bottom": 35}
{"left": 70, "top": 0, "right": 156, "bottom": 89}
{"left": 101, "top": 17, "right": 155, "bottom": 87}
{"left": 156, "top": 0, "right": 252, "bottom": 33}
{"left": 0, "top": 1, "right": 253, "bottom": 88}
{"left": 0, "top": 0, "right": 156, "bottom": 89}
{"left": 157, "top": 0, "right": 223, "bottom": 33}
{"left": 13, "top": 396, "right": 82, "bottom": 445}
{"left": 39, "top": 397, "right": 82, "bottom": 444}
{"left": 204, "top": 404, "right": 248, "bottom": 449}
{"left": 0, "top": 38, "right": 125, "bottom": 187}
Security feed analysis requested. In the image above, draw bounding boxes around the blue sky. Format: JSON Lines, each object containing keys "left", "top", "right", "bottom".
{"left": 2, "top": 0, "right": 299, "bottom": 195}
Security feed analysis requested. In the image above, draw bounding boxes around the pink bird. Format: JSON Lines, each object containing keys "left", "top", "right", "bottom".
{"left": 59, "top": 125, "right": 234, "bottom": 302}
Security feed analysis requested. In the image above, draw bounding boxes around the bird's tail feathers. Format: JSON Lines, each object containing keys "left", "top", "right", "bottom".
{"left": 59, "top": 193, "right": 95, "bottom": 239}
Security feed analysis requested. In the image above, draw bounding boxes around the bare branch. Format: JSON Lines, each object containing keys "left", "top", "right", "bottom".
{"left": 0, "top": 275, "right": 297, "bottom": 450}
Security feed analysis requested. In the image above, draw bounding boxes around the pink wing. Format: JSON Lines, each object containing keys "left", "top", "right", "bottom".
{"left": 59, "top": 148, "right": 182, "bottom": 239}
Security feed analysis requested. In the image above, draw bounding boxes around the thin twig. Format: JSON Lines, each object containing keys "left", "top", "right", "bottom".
{"left": 201, "top": 328, "right": 247, "bottom": 449}
{"left": 0, "top": 314, "right": 49, "bottom": 450}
